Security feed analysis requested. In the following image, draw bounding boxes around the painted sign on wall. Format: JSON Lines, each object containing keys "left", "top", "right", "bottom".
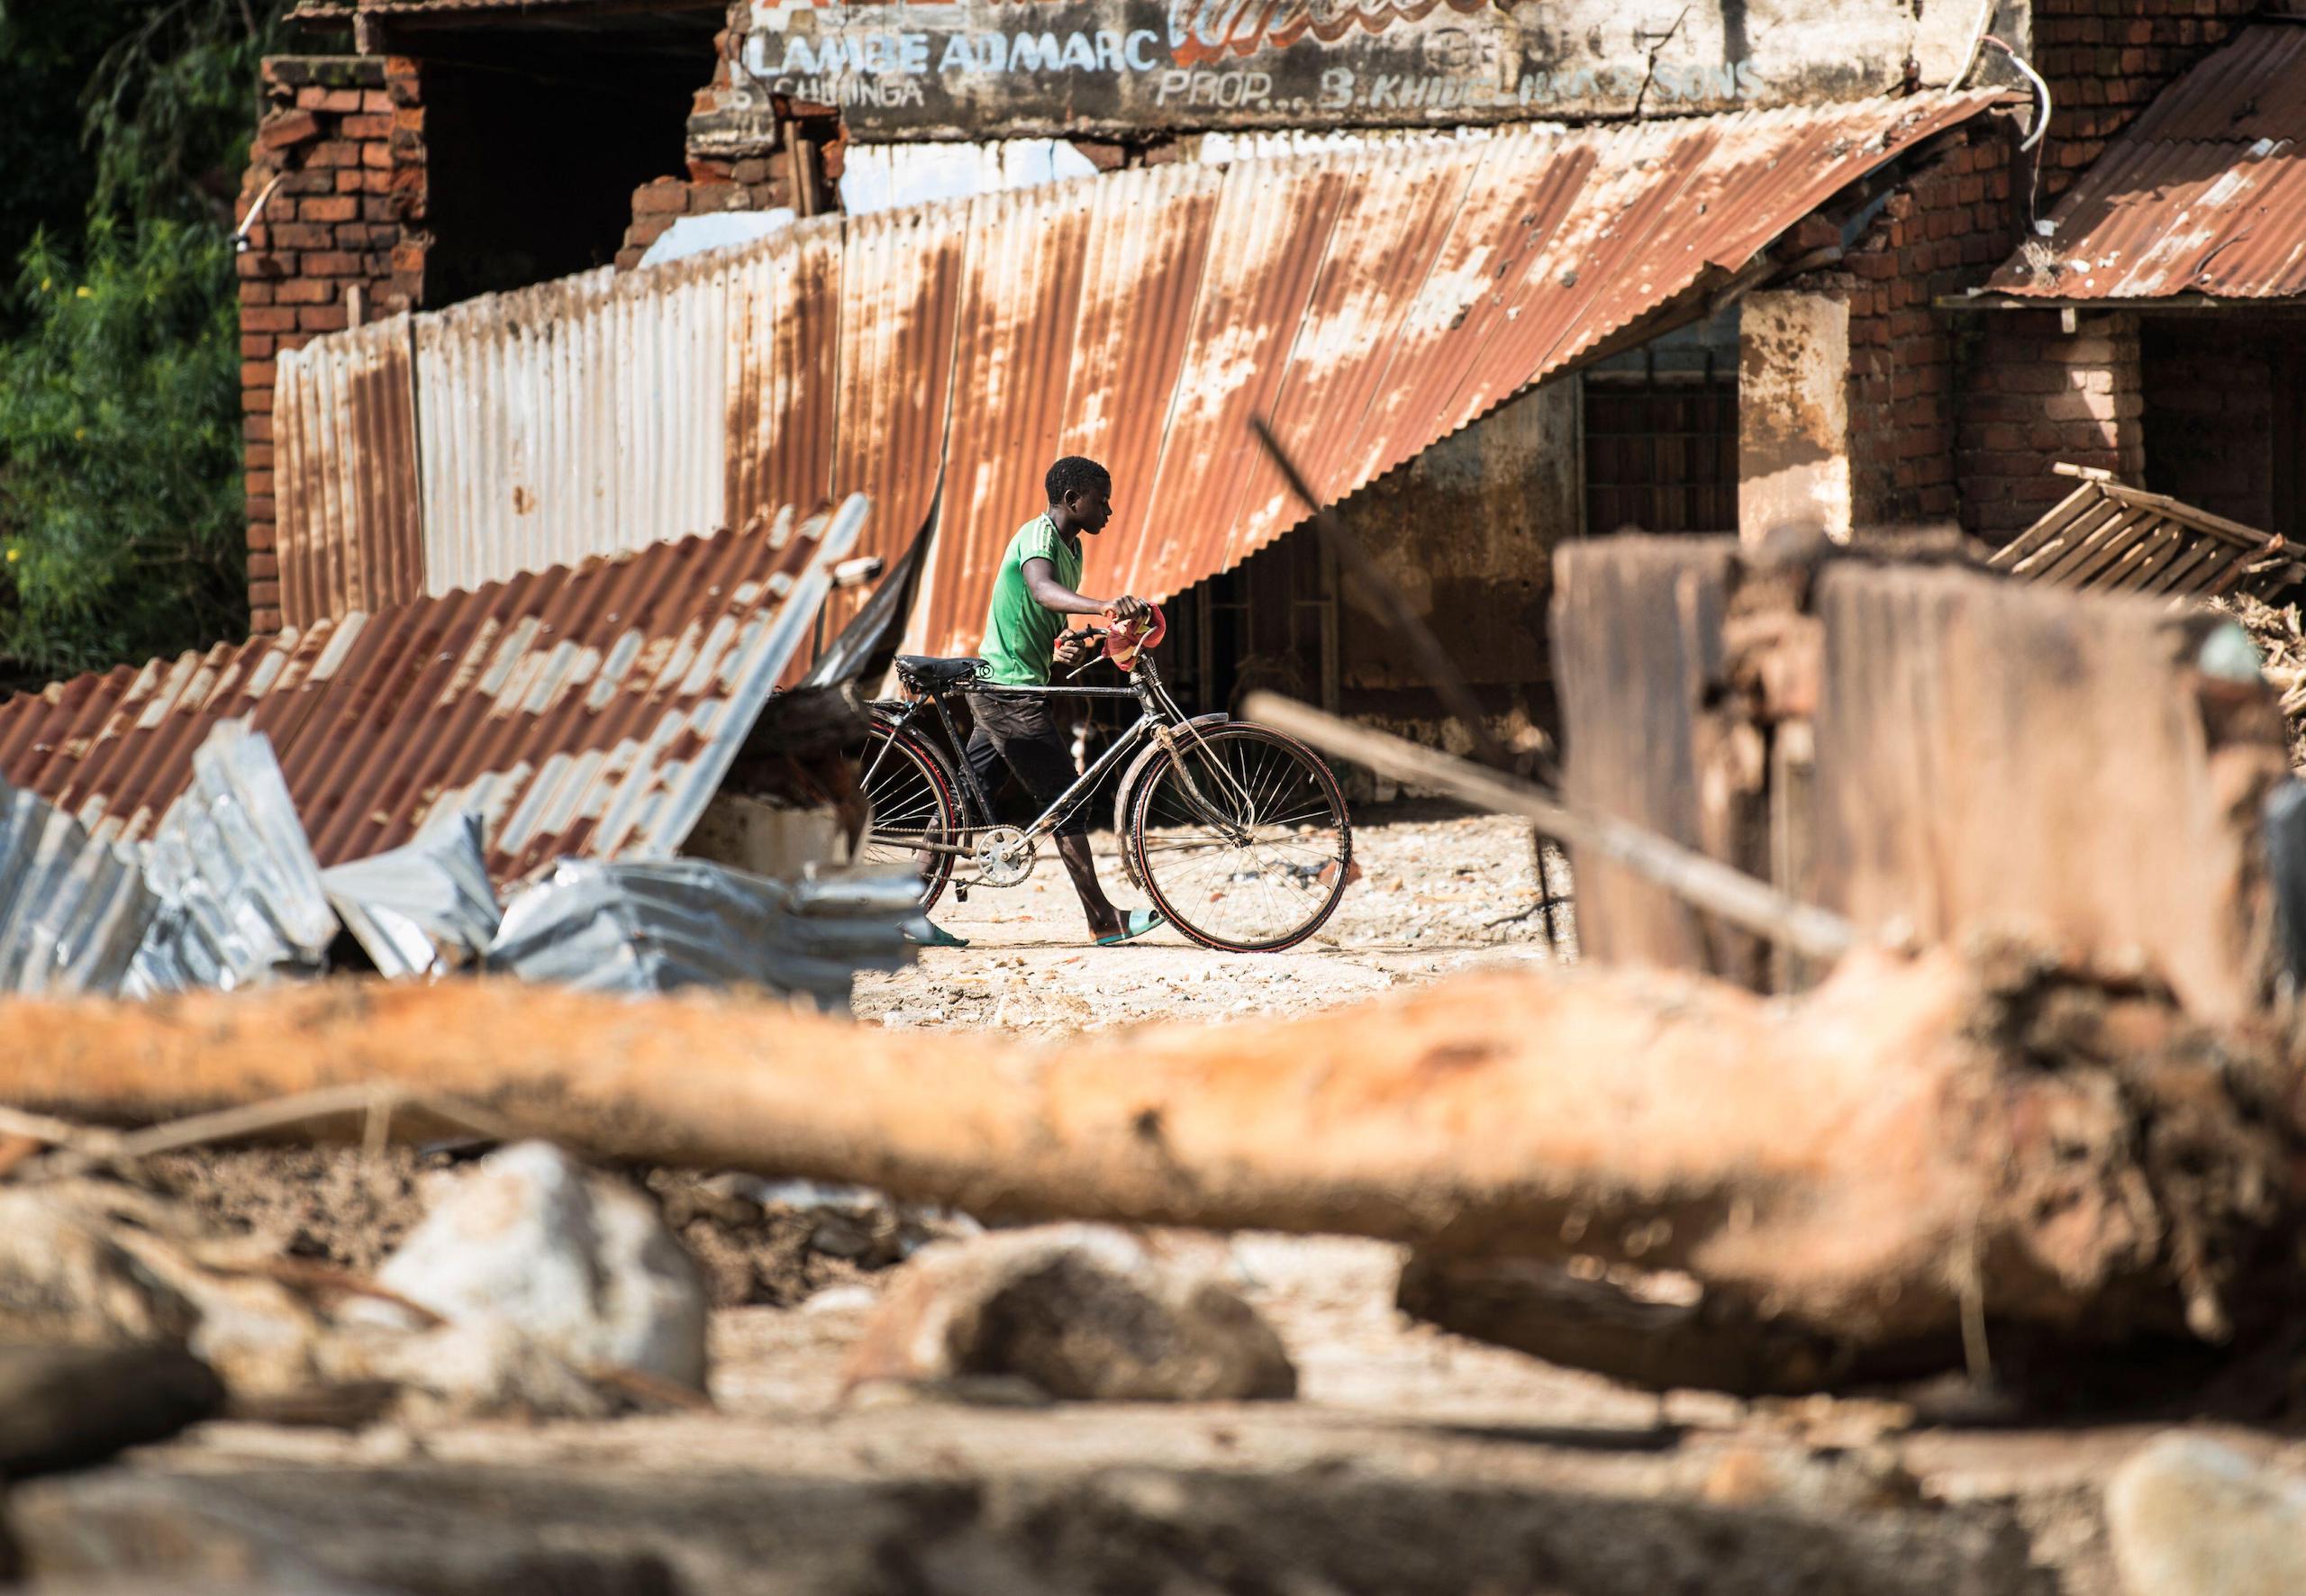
{"left": 694, "top": 0, "right": 1969, "bottom": 142}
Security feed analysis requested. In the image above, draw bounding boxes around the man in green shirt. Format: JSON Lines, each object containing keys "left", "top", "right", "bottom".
{"left": 960, "top": 456, "right": 1163, "bottom": 946}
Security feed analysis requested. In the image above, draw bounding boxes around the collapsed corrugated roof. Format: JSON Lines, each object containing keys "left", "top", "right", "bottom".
{"left": 274, "top": 93, "right": 2002, "bottom": 649}
{"left": 1988, "top": 473, "right": 2301, "bottom": 598}
{"left": 1985, "top": 22, "right": 2306, "bottom": 301}
{"left": 0, "top": 498, "right": 865, "bottom": 889}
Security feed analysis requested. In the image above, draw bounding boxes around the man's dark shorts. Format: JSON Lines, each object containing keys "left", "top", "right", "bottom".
{"left": 964, "top": 691, "right": 1086, "bottom": 837}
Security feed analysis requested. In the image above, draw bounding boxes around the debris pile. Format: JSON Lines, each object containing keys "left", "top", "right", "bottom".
{"left": 0, "top": 1139, "right": 713, "bottom": 1431}
{"left": 0, "top": 719, "right": 919, "bottom": 1011}
{"left": 2216, "top": 591, "right": 2306, "bottom": 766}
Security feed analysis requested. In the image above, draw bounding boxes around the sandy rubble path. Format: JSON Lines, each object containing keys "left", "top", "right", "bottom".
{"left": 854, "top": 803, "right": 1575, "bottom": 1033}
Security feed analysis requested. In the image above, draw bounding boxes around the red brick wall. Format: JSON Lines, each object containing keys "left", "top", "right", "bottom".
{"left": 237, "top": 56, "right": 427, "bottom": 634}
{"left": 2030, "top": 0, "right": 2259, "bottom": 201}
{"left": 613, "top": 2, "right": 838, "bottom": 270}
{"left": 1957, "top": 311, "right": 2145, "bottom": 537}
{"left": 2139, "top": 320, "right": 2301, "bottom": 533}
{"left": 616, "top": 149, "right": 822, "bottom": 272}
{"left": 1834, "top": 127, "right": 2018, "bottom": 526}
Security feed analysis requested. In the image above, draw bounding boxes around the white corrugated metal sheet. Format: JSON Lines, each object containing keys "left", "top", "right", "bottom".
{"left": 413, "top": 254, "right": 731, "bottom": 598}
{"left": 274, "top": 313, "right": 424, "bottom": 627}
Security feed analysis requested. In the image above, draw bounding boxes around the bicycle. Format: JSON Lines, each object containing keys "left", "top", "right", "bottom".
{"left": 851, "top": 621, "right": 1354, "bottom": 953}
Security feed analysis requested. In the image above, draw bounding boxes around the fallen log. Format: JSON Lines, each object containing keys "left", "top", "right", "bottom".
{"left": 0, "top": 948, "right": 2290, "bottom": 1390}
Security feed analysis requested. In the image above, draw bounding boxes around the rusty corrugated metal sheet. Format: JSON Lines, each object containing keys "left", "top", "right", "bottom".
{"left": 412, "top": 254, "right": 732, "bottom": 599}
{"left": 927, "top": 92, "right": 1999, "bottom": 650}
{"left": 726, "top": 217, "right": 841, "bottom": 538}
{"left": 1989, "top": 475, "right": 2302, "bottom": 598}
{"left": 275, "top": 314, "right": 423, "bottom": 630}
{"left": 0, "top": 500, "right": 864, "bottom": 890}
{"left": 274, "top": 93, "right": 1996, "bottom": 655}
{"left": 1987, "top": 23, "right": 2306, "bottom": 301}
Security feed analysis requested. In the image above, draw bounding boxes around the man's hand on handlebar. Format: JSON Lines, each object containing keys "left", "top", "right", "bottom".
{"left": 1107, "top": 594, "right": 1152, "bottom": 623}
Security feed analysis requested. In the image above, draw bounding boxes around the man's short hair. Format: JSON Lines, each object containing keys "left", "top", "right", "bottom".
{"left": 1046, "top": 456, "right": 1111, "bottom": 503}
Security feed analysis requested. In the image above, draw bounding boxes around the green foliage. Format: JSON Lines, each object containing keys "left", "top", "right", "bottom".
{"left": 0, "top": 222, "right": 247, "bottom": 679}
{"left": 0, "top": 0, "right": 286, "bottom": 689}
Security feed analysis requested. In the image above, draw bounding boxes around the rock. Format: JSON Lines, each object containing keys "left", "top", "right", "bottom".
{"left": 844, "top": 1224, "right": 1296, "bottom": 1402}
{"left": 371, "top": 1142, "right": 708, "bottom": 1392}
{"left": 2106, "top": 1433, "right": 2306, "bottom": 1596}
{"left": 0, "top": 1187, "right": 201, "bottom": 1348}
{"left": 337, "top": 1318, "right": 617, "bottom": 1423}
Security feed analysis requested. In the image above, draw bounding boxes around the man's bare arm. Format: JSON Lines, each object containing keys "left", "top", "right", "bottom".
{"left": 1021, "top": 558, "right": 1150, "bottom": 621}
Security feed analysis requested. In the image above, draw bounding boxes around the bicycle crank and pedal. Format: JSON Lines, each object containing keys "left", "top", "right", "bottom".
{"left": 969, "top": 825, "right": 1038, "bottom": 887}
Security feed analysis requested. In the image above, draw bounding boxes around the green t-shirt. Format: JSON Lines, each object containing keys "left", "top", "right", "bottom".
{"left": 978, "top": 514, "right": 1082, "bottom": 686}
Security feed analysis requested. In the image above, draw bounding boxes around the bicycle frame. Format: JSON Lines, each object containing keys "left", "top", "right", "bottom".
{"left": 867, "top": 653, "right": 1251, "bottom": 857}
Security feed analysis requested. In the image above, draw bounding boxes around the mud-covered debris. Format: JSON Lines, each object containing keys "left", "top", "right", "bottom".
{"left": 646, "top": 1171, "right": 977, "bottom": 1307}
{"left": 845, "top": 1223, "right": 1296, "bottom": 1402}
{"left": 2215, "top": 593, "right": 2306, "bottom": 766}
{"left": 2106, "top": 1434, "right": 2306, "bottom": 1596}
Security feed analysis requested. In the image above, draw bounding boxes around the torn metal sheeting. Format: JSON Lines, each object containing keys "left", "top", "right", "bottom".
{"left": 1989, "top": 475, "right": 2303, "bottom": 600}
{"left": 131, "top": 722, "right": 336, "bottom": 995}
{"left": 0, "top": 496, "right": 869, "bottom": 892}
{"left": 321, "top": 812, "right": 503, "bottom": 979}
{"left": 484, "top": 860, "right": 921, "bottom": 1008}
{"left": 0, "top": 781, "right": 159, "bottom": 997}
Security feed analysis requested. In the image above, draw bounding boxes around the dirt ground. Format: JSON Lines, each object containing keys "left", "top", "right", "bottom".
{"left": 856, "top": 804, "right": 1576, "bottom": 1033}
{"left": 1, "top": 804, "right": 2234, "bottom": 1593}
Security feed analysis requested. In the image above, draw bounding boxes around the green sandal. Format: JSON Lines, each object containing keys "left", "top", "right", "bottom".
{"left": 905, "top": 920, "right": 971, "bottom": 949}
{"left": 1094, "top": 909, "right": 1165, "bottom": 947}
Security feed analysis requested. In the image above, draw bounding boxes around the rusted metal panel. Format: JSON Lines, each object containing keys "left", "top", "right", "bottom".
{"left": 272, "top": 94, "right": 1993, "bottom": 656}
{"left": 1551, "top": 536, "right": 1739, "bottom": 975}
{"left": 1990, "top": 476, "right": 2302, "bottom": 599}
{"left": 274, "top": 315, "right": 423, "bottom": 630}
{"left": 705, "top": 0, "right": 1956, "bottom": 143}
{"left": 1056, "top": 160, "right": 1225, "bottom": 582}
{"left": 412, "top": 254, "right": 731, "bottom": 598}
{"left": 0, "top": 499, "right": 866, "bottom": 891}
{"left": 1987, "top": 23, "right": 2306, "bottom": 301}
{"left": 726, "top": 217, "right": 843, "bottom": 535}
{"left": 925, "top": 179, "right": 1103, "bottom": 650}
{"left": 821, "top": 199, "right": 968, "bottom": 639}
{"left": 1808, "top": 563, "right": 2286, "bottom": 1026}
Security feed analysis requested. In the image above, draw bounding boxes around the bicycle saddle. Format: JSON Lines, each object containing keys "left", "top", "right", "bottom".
{"left": 894, "top": 655, "right": 985, "bottom": 688}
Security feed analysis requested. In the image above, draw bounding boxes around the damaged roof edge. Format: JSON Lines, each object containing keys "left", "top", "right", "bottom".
{"left": 0, "top": 495, "right": 870, "bottom": 893}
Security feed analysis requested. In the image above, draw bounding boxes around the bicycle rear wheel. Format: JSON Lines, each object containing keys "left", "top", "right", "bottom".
{"left": 852, "top": 720, "right": 962, "bottom": 911}
{"left": 1127, "top": 723, "right": 1352, "bottom": 952}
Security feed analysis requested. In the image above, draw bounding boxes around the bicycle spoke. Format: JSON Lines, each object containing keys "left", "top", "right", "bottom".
{"left": 1133, "top": 726, "right": 1351, "bottom": 950}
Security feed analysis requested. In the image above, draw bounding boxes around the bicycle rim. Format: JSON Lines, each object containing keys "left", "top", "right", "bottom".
{"left": 853, "top": 723, "right": 960, "bottom": 911}
{"left": 1129, "top": 724, "right": 1352, "bottom": 952}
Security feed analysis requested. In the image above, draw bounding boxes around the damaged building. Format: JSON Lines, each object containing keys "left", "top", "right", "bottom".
{"left": 229, "top": 0, "right": 2303, "bottom": 760}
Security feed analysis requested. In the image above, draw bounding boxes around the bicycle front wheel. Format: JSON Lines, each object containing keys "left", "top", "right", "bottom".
{"left": 1127, "top": 723, "right": 1352, "bottom": 952}
{"left": 852, "top": 720, "right": 962, "bottom": 911}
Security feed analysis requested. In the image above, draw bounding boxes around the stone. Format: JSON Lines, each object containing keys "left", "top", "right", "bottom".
{"left": 844, "top": 1223, "right": 1296, "bottom": 1402}
{"left": 2106, "top": 1434, "right": 2306, "bottom": 1596}
{"left": 370, "top": 1141, "right": 708, "bottom": 1392}
{"left": 0, "top": 1186, "right": 202, "bottom": 1349}
{"left": 338, "top": 1318, "right": 616, "bottom": 1423}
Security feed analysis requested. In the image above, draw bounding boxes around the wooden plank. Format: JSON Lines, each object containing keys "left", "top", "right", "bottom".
{"left": 2083, "top": 520, "right": 2185, "bottom": 591}
{"left": 2036, "top": 506, "right": 2154, "bottom": 585}
{"left": 2138, "top": 532, "right": 2226, "bottom": 596}
{"left": 2008, "top": 498, "right": 2129, "bottom": 579}
{"left": 1991, "top": 483, "right": 2108, "bottom": 571}
{"left": 1807, "top": 565, "right": 2289, "bottom": 1027}
{"left": 1550, "top": 537, "right": 1737, "bottom": 975}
